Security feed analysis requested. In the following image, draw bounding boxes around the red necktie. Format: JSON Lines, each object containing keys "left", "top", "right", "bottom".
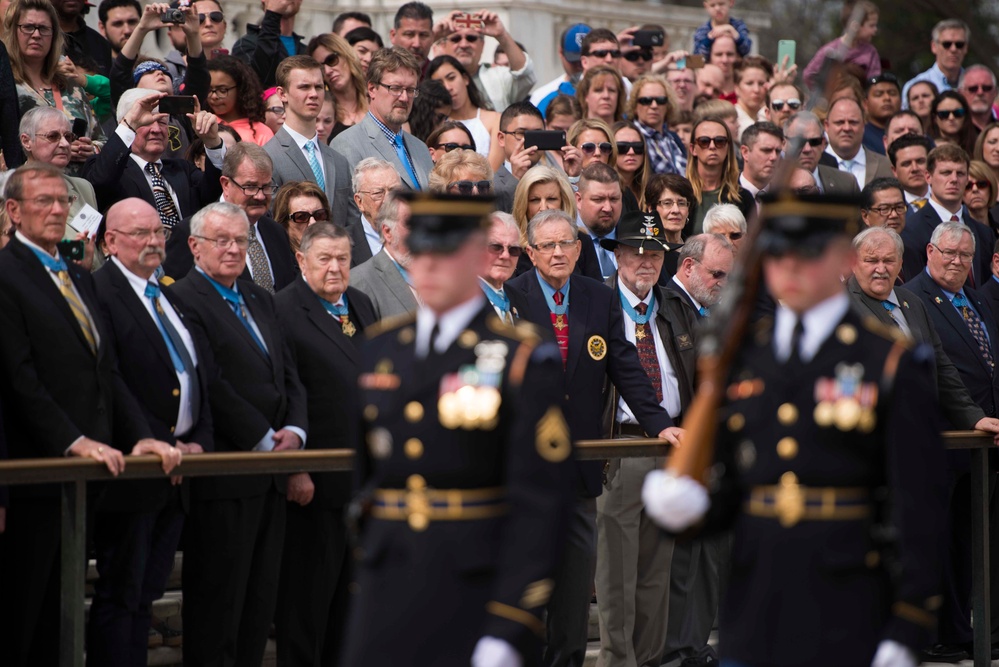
{"left": 634, "top": 303, "right": 663, "bottom": 403}
{"left": 550, "top": 290, "right": 569, "bottom": 367}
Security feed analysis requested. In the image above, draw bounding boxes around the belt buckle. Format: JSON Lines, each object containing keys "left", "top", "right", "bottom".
{"left": 406, "top": 475, "right": 430, "bottom": 532}
{"left": 774, "top": 472, "right": 804, "bottom": 528}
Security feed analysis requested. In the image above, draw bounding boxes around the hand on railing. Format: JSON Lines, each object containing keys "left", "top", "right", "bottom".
{"left": 658, "top": 426, "right": 685, "bottom": 447}
{"left": 70, "top": 437, "right": 125, "bottom": 476}
{"left": 973, "top": 417, "right": 999, "bottom": 444}
{"left": 169, "top": 442, "right": 205, "bottom": 485}
{"left": 131, "top": 439, "right": 182, "bottom": 474}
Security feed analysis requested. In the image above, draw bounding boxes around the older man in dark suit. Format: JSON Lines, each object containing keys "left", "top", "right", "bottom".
{"left": 89, "top": 198, "right": 214, "bottom": 667}
{"left": 169, "top": 201, "right": 307, "bottom": 667}
{"left": 0, "top": 164, "right": 178, "bottom": 667}
{"left": 479, "top": 212, "right": 529, "bottom": 322}
{"left": 273, "top": 222, "right": 375, "bottom": 667}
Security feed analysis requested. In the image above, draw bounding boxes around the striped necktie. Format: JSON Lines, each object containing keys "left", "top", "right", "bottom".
{"left": 145, "top": 162, "right": 181, "bottom": 229}
{"left": 952, "top": 294, "right": 994, "bottom": 370}
{"left": 58, "top": 270, "right": 97, "bottom": 355}
{"left": 246, "top": 225, "right": 275, "bottom": 293}
{"left": 304, "top": 140, "right": 325, "bottom": 186}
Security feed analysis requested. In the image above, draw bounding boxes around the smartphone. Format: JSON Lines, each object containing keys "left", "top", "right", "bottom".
{"left": 159, "top": 95, "right": 196, "bottom": 116}
{"left": 524, "top": 130, "right": 566, "bottom": 151}
{"left": 632, "top": 29, "right": 664, "bottom": 48}
{"left": 777, "top": 40, "right": 796, "bottom": 69}
{"left": 453, "top": 12, "right": 485, "bottom": 30}
{"left": 57, "top": 239, "right": 85, "bottom": 262}
{"left": 685, "top": 55, "right": 705, "bottom": 69}
{"left": 71, "top": 118, "right": 87, "bottom": 139}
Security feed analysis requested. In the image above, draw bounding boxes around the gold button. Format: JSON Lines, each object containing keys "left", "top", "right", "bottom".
{"left": 169, "top": 426, "right": 175, "bottom": 433}
{"left": 836, "top": 324, "right": 857, "bottom": 345}
{"left": 404, "top": 401, "right": 424, "bottom": 422}
{"left": 172, "top": 388, "right": 180, "bottom": 397}
{"left": 363, "top": 404, "right": 378, "bottom": 421}
{"left": 398, "top": 327, "right": 415, "bottom": 344}
{"left": 375, "top": 358, "right": 393, "bottom": 373}
{"left": 458, "top": 330, "right": 479, "bottom": 348}
{"left": 727, "top": 413, "right": 745, "bottom": 431}
{"left": 777, "top": 403, "right": 797, "bottom": 425}
{"left": 776, "top": 437, "right": 798, "bottom": 459}
{"left": 407, "top": 474, "right": 426, "bottom": 491}
{"left": 404, "top": 438, "right": 423, "bottom": 459}
{"left": 408, "top": 513, "right": 429, "bottom": 531}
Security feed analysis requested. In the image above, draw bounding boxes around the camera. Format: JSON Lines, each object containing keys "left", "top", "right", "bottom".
{"left": 160, "top": 8, "right": 185, "bottom": 24}
{"left": 632, "top": 29, "right": 664, "bottom": 48}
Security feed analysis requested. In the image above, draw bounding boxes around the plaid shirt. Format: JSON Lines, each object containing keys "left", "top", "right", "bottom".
{"left": 368, "top": 111, "right": 420, "bottom": 181}
{"left": 635, "top": 121, "right": 687, "bottom": 176}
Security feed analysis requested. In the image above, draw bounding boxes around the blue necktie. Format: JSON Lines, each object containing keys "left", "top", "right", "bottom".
{"left": 304, "top": 140, "right": 325, "bottom": 186}
{"left": 698, "top": 306, "right": 709, "bottom": 317}
{"left": 953, "top": 293, "right": 994, "bottom": 370}
{"left": 394, "top": 134, "right": 421, "bottom": 190}
{"left": 595, "top": 241, "right": 615, "bottom": 278}
{"left": 145, "top": 282, "right": 191, "bottom": 373}
{"left": 881, "top": 300, "right": 899, "bottom": 327}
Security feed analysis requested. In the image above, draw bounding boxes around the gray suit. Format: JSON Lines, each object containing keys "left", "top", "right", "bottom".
{"left": 848, "top": 276, "right": 984, "bottom": 428}
{"left": 349, "top": 249, "right": 418, "bottom": 320}
{"left": 330, "top": 114, "right": 434, "bottom": 191}
{"left": 493, "top": 165, "right": 517, "bottom": 214}
{"left": 816, "top": 165, "right": 860, "bottom": 195}
{"left": 825, "top": 147, "right": 894, "bottom": 188}
{"left": 263, "top": 127, "right": 361, "bottom": 229}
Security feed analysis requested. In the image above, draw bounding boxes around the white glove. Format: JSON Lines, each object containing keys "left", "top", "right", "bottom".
{"left": 472, "top": 636, "right": 522, "bottom": 667}
{"left": 642, "top": 470, "right": 710, "bottom": 531}
{"left": 870, "top": 640, "right": 917, "bottom": 667}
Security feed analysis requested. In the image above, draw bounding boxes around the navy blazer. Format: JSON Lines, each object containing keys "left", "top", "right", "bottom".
{"left": 901, "top": 204, "right": 993, "bottom": 288}
{"left": 507, "top": 271, "right": 672, "bottom": 496}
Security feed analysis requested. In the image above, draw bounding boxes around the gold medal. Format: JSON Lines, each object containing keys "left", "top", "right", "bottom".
{"left": 814, "top": 401, "right": 835, "bottom": 427}
{"left": 635, "top": 323, "right": 646, "bottom": 340}
{"left": 341, "top": 315, "right": 356, "bottom": 337}
{"left": 858, "top": 408, "right": 877, "bottom": 433}
{"left": 438, "top": 392, "right": 461, "bottom": 429}
{"left": 554, "top": 314, "right": 567, "bottom": 331}
{"left": 587, "top": 335, "right": 607, "bottom": 360}
{"left": 833, "top": 397, "right": 861, "bottom": 431}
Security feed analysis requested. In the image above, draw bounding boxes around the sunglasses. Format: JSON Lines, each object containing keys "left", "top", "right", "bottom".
{"left": 448, "top": 180, "right": 492, "bottom": 195}
{"left": 487, "top": 242, "right": 522, "bottom": 257}
{"left": 724, "top": 231, "right": 744, "bottom": 241}
{"left": 616, "top": 141, "right": 645, "bottom": 155}
{"left": 770, "top": 98, "right": 801, "bottom": 112}
{"left": 35, "top": 130, "right": 77, "bottom": 143}
{"left": 320, "top": 53, "right": 340, "bottom": 67}
{"left": 198, "top": 11, "right": 224, "bottom": 24}
{"left": 796, "top": 136, "right": 824, "bottom": 147}
{"left": 693, "top": 135, "right": 729, "bottom": 149}
{"left": 580, "top": 141, "right": 613, "bottom": 155}
{"left": 966, "top": 179, "right": 990, "bottom": 191}
{"left": 448, "top": 33, "right": 479, "bottom": 43}
{"left": 939, "top": 40, "right": 966, "bottom": 50}
{"left": 437, "top": 142, "right": 475, "bottom": 152}
{"left": 936, "top": 108, "right": 966, "bottom": 120}
{"left": 586, "top": 49, "right": 621, "bottom": 59}
{"left": 287, "top": 209, "right": 331, "bottom": 224}
{"left": 966, "top": 85, "right": 995, "bottom": 94}
{"left": 637, "top": 96, "right": 668, "bottom": 106}
{"left": 623, "top": 50, "right": 653, "bottom": 62}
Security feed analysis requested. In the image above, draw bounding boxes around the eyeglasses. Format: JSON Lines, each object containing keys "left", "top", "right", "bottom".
{"left": 931, "top": 243, "right": 974, "bottom": 263}
{"left": 199, "top": 11, "right": 224, "bottom": 24}
{"left": 448, "top": 33, "right": 480, "bottom": 43}
{"left": 357, "top": 188, "right": 388, "bottom": 201}
{"left": 936, "top": 108, "right": 966, "bottom": 120}
{"left": 287, "top": 209, "right": 331, "bottom": 224}
{"left": 657, "top": 198, "right": 689, "bottom": 209}
{"left": 616, "top": 141, "right": 644, "bottom": 155}
{"left": 266, "top": 106, "right": 286, "bottom": 116}
{"left": 15, "top": 195, "right": 78, "bottom": 208}
{"left": 192, "top": 235, "right": 250, "bottom": 250}
{"left": 580, "top": 141, "right": 613, "bottom": 155}
{"left": 693, "top": 135, "right": 729, "bottom": 149}
{"left": 320, "top": 53, "right": 340, "bottom": 68}
{"left": 623, "top": 50, "right": 653, "bottom": 62}
{"left": 447, "top": 180, "right": 491, "bottom": 195}
{"left": 867, "top": 203, "right": 907, "bottom": 216}
{"left": 637, "top": 96, "right": 668, "bottom": 106}
{"left": 374, "top": 82, "right": 420, "bottom": 98}
{"left": 722, "top": 231, "right": 744, "bottom": 241}
{"left": 35, "top": 131, "right": 77, "bottom": 144}
{"left": 695, "top": 260, "right": 727, "bottom": 280}
{"left": 586, "top": 49, "right": 621, "bottom": 59}
{"left": 228, "top": 179, "right": 277, "bottom": 196}
{"left": 794, "top": 136, "right": 825, "bottom": 147}
{"left": 502, "top": 129, "right": 535, "bottom": 138}
{"left": 966, "top": 179, "right": 990, "bottom": 191}
{"left": 208, "top": 85, "right": 235, "bottom": 97}
{"left": 531, "top": 239, "right": 578, "bottom": 253}
{"left": 966, "top": 85, "right": 995, "bottom": 94}
{"left": 17, "top": 23, "right": 53, "bottom": 36}
{"left": 115, "top": 227, "right": 168, "bottom": 241}
{"left": 770, "top": 98, "right": 801, "bottom": 112}
{"left": 436, "top": 142, "right": 475, "bottom": 152}
{"left": 938, "top": 40, "right": 966, "bottom": 50}
{"left": 487, "top": 242, "right": 523, "bottom": 257}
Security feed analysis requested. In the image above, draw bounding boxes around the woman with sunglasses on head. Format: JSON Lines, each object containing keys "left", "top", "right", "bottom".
{"left": 426, "top": 120, "right": 476, "bottom": 163}
{"left": 428, "top": 55, "right": 504, "bottom": 171}
{"left": 613, "top": 120, "right": 649, "bottom": 212}
{"left": 964, "top": 160, "right": 999, "bottom": 236}
{"left": 206, "top": 55, "right": 274, "bottom": 145}
{"left": 577, "top": 65, "right": 625, "bottom": 128}
{"left": 408, "top": 79, "right": 453, "bottom": 144}
{"left": 273, "top": 180, "right": 332, "bottom": 254}
{"left": 628, "top": 73, "right": 686, "bottom": 176}
{"left": 684, "top": 117, "right": 752, "bottom": 236}
{"left": 931, "top": 90, "right": 977, "bottom": 154}
{"left": 907, "top": 80, "right": 938, "bottom": 133}
{"left": 261, "top": 86, "right": 285, "bottom": 135}
{"left": 428, "top": 148, "right": 492, "bottom": 196}
{"left": 307, "top": 33, "right": 368, "bottom": 139}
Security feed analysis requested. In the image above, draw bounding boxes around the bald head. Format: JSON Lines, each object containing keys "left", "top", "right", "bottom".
{"left": 105, "top": 198, "right": 168, "bottom": 279}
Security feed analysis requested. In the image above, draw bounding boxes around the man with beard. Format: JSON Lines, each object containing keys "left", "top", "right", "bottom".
{"left": 388, "top": 2, "right": 434, "bottom": 72}
{"left": 97, "top": 0, "right": 140, "bottom": 60}
{"left": 576, "top": 163, "right": 624, "bottom": 280}
{"left": 958, "top": 65, "right": 998, "bottom": 131}
{"left": 863, "top": 73, "right": 902, "bottom": 155}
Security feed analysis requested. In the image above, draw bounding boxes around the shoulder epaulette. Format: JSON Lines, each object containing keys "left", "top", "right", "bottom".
{"left": 364, "top": 312, "right": 417, "bottom": 338}
{"left": 860, "top": 315, "right": 912, "bottom": 348}
{"left": 486, "top": 314, "right": 542, "bottom": 344}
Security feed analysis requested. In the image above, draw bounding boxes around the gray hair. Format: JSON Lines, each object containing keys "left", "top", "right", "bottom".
{"left": 299, "top": 221, "right": 351, "bottom": 254}
{"left": 190, "top": 202, "right": 249, "bottom": 239}
{"left": 117, "top": 87, "right": 159, "bottom": 123}
{"left": 526, "top": 209, "right": 577, "bottom": 246}
{"left": 352, "top": 157, "right": 397, "bottom": 193}
{"left": 932, "top": 19, "right": 970, "bottom": 44}
{"left": 853, "top": 226, "right": 904, "bottom": 257}
{"left": 19, "top": 106, "right": 68, "bottom": 138}
{"left": 703, "top": 204, "right": 747, "bottom": 235}
{"left": 784, "top": 110, "right": 822, "bottom": 135}
{"left": 221, "top": 143, "right": 273, "bottom": 179}
{"left": 489, "top": 211, "right": 520, "bottom": 237}
{"left": 679, "top": 233, "right": 735, "bottom": 264}
{"left": 959, "top": 64, "right": 997, "bottom": 90}
{"left": 930, "top": 221, "right": 975, "bottom": 250}
{"left": 374, "top": 190, "right": 404, "bottom": 239}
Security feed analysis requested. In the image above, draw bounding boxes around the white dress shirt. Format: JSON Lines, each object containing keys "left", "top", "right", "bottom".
{"left": 825, "top": 144, "right": 866, "bottom": 189}
{"left": 773, "top": 292, "right": 851, "bottom": 363}
{"left": 415, "top": 295, "right": 485, "bottom": 357}
{"left": 361, "top": 214, "right": 384, "bottom": 256}
{"left": 927, "top": 196, "right": 964, "bottom": 224}
{"left": 883, "top": 289, "right": 913, "bottom": 339}
{"left": 243, "top": 219, "right": 275, "bottom": 281}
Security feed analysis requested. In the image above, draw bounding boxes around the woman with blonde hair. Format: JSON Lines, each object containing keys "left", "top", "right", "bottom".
{"left": 307, "top": 32, "right": 368, "bottom": 138}
{"left": 627, "top": 73, "right": 686, "bottom": 175}
{"left": 576, "top": 65, "right": 625, "bottom": 127}
{"left": 684, "top": 116, "right": 752, "bottom": 235}
{"left": 428, "top": 149, "right": 493, "bottom": 196}
{"left": 567, "top": 118, "right": 617, "bottom": 171}
{"left": 272, "top": 180, "right": 332, "bottom": 254}
{"left": 974, "top": 122, "right": 999, "bottom": 184}
{"left": 613, "top": 120, "right": 649, "bottom": 211}
{"left": 964, "top": 160, "right": 999, "bottom": 236}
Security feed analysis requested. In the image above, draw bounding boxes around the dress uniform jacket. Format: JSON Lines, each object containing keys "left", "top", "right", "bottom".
{"left": 705, "top": 307, "right": 947, "bottom": 666}
{"left": 343, "top": 304, "right": 573, "bottom": 666}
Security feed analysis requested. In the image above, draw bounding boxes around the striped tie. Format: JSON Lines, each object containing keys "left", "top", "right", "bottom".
{"left": 247, "top": 225, "right": 275, "bottom": 293}
{"left": 953, "top": 294, "right": 994, "bottom": 370}
{"left": 57, "top": 270, "right": 97, "bottom": 355}
{"left": 145, "top": 162, "right": 181, "bottom": 229}
{"left": 304, "top": 141, "right": 325, "bottom": 186}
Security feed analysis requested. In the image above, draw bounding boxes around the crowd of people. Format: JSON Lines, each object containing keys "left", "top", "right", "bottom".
{"left": 1, "top": 0, "right": 999, "bottom": 666}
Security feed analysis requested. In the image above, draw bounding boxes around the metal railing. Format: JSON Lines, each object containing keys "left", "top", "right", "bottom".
{"left": 0, "top": 433, "right": 993, "bottom": 666}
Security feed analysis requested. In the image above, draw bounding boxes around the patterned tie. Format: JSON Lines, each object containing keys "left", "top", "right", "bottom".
{"left": 912, "top": 198, "right": 928, "bottom": 210}
{"left": 145, "top": 162, "right": 181, "bottom": 229}
{"left": 634, "top": 303, "right": 663, "bottom": 403}
{"left": 246, "top": 225, "right": 275, "bottom": 293}
{"left": 304, "top": 140, "right": 325, "bottom": 187}
{"left": 953, "top": 294, "right": 994, "bottom": 370}
{"left": 551, "top": 290, "right": 568, "bottom": 366}
{"left": 394, "top": 134, "right": 421, "bottom": 190}
{"left": 58, "top": 270, "right": 97, "bottom": 355}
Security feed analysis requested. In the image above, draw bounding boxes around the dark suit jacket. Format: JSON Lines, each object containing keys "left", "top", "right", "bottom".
{"left": 847, "top": 276, "right": 984, "bottom": 429}
{"left": 0, "top": 42, "right": 23, "bottom": 169}
{"left": 163, "top": 213, "right": 297, "bottom": 289}
{"left": 93, "top": 259, "right": 215, "bottom": 512}
{"left": 507, "top": 271, "right": 672, "bottom": 496}
{"left": 274, "top": 279, "right": 375, "bottom": 508}
{"left": 169, "top": 270, "right": 308, "bottom": 500}
{"left": 0, "top": 237, "right": 151, "bottom": 498}
{"left": 347, "top": 220, "right": 374, "bottom": 267}
{"left": 512, "top": 233, "right": 603, "bottom": 283}
{"left": 685, "top": 187, "right": 755, "bottom": 237}
{"left": 901, "top": 204, "right": 993, "bottom": 288}
{"left": 493, "top": 165, "right": 517, "bottom": 214}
